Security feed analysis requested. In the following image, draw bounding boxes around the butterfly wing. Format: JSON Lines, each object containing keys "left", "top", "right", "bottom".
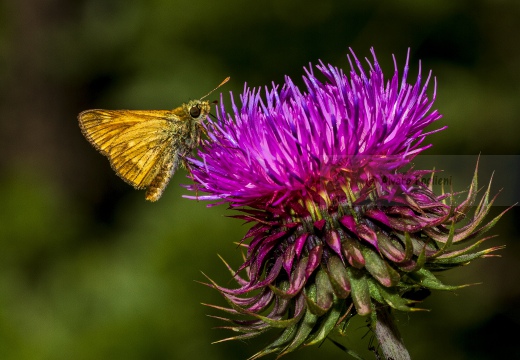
{"left": 78, "top": 110, "right": 177, "bottom": 189}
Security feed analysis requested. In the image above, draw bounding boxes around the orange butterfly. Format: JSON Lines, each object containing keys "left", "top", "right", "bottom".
{"left": 78, "top": 77, "right": 229, "bottom": 201}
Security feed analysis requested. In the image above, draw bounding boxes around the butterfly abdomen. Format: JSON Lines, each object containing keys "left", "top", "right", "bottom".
{"left": 145, "top": 159, "right": 178, "bottom": 202}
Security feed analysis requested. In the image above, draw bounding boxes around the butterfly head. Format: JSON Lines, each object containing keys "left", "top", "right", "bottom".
{"left": 185, "top": 100, "right": 211, "bottom": 122}
{"left": 185, "top": 77, "right": 230, "bottom": 122}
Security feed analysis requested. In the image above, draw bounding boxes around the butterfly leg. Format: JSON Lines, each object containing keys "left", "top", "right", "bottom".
{"left": 183, "top": 158, "right": 201, "bottom": 201}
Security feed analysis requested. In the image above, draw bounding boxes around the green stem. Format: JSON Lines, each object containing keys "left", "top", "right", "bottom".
{"left": 374, "top": 306, "right": 411, "bottom": 360}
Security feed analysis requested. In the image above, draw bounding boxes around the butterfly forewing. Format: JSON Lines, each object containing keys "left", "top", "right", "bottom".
{"left": 79, "top": 109, "right": 177, "bottom": 189}
{"left": 110, "top": 123, "right": 175, "bottom": 188}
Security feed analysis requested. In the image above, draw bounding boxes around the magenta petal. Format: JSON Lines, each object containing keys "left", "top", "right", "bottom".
{"left": 365, "top": 208, "right": 391, "bottom": 227}
{"left": 314, "top": 219, "right": 326, "bottom": 231}
{"left": 287, "top": 257, "right": 309, "bottom": 296}
{"left": 305, "top": 245, "right": 323, "bottom": 278}
{"left": 294, "top": 233, "right": 308, "bottom": 258}
{"left": 283, "top": 243, "right": 296, "bottom": 276}
{"left": 356, "top": 224, "right": 379, "bottom": 250}
{"left": 339, "top": 215, "right": 357, "bottom": 233}
{"left": 325, "top": 230, "right": 344, "bottom": 258}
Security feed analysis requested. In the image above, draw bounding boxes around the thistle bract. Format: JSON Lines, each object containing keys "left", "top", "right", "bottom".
{"left": 187, "top": 48, "right": 507, "bottom": 358}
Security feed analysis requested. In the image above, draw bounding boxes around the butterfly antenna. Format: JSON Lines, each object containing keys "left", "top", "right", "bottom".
{"left": 200, "top": 76, "right": 230, "bottom": 100}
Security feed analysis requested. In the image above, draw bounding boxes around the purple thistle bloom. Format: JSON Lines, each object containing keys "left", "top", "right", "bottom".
{"left": 191, "top": 49, "right": 444, "bottom": 206}
{"left": 187, "top": 48, "right": 508, "bottom": 359}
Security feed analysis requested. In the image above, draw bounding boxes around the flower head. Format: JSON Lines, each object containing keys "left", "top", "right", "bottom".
{"left": 191, "top": 49, "right": 444, "bottom": 207}
{"left": 188, "top": 48, "right": 508, "bottom": 358}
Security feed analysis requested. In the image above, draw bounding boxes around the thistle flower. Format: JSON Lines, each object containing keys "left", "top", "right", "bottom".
{"left": 187, "top": 48, "right": 508, "bottom": 359}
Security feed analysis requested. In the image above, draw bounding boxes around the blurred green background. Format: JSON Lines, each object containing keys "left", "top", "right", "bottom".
{"left": 1, "top": 0, "right": 519, "bottom": 359}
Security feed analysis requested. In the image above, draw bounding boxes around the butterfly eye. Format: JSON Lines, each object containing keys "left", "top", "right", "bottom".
{"left": 189, "top": 105, "right": 201, "bottom": 118}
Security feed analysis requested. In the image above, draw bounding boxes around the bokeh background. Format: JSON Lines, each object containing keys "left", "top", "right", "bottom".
{"left": 1, "top": 0, "right": 519, "bottom": 359}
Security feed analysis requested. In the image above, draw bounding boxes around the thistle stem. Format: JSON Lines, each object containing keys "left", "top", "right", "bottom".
{"left": 374, "top": 306, "right": 411, "bottom": 360}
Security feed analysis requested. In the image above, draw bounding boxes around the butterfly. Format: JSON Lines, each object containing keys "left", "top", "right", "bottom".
{"left": 78, "top": 77, "right": 229, "bottom": 201}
